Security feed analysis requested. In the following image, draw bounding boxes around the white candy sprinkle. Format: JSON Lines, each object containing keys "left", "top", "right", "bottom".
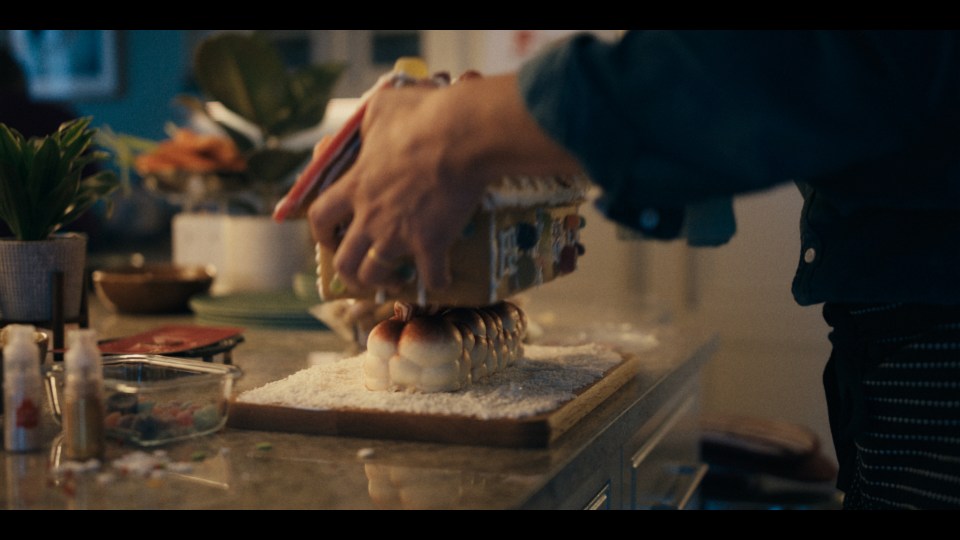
{"left": 309, "top": 351, "right": 347, "bottom": 367}
{"left": 96, "top": 472, "right": 115, "bottom": 484}
{"left": 110, "top": 450, "right": 194, "bottom": 478}
{"left": 54, "top": 459, "right": 102, "bottom": 474}
{"left": 238, "top": 343, "right": 623, "bottom": 420}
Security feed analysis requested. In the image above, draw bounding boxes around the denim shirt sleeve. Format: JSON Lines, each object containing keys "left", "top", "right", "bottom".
{"left": 517, "top": 30, "right": 960, "bottom": 305}
{"left": 516, "top": 30, "right": 960, "bottom": 233}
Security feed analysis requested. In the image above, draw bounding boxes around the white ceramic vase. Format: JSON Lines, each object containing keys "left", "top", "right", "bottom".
{"left": 172, "top": 213, "right": 314, "bottom": 296}
{"left": 0, "top": 233, "right": 87, "bottom": 322}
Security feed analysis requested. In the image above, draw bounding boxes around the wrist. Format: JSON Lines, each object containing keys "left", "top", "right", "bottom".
{"left": 435, "top": 74, "right": 583, "bottom": 188}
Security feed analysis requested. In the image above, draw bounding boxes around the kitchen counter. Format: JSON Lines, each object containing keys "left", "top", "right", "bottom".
{"left": 0, "top": 295, "right": 714, "bottom": 510}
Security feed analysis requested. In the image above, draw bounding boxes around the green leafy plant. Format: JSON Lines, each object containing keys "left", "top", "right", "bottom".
{"left": 177, "top": 31, "right": 346, "bottom": 211}
{"left": 95, "top": 124, "right": 158, "bottom": 191}
{"left": 0, "top": 117, "right": 120, "bottom": 241}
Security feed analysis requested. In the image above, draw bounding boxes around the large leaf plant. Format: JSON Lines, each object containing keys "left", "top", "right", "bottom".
{"left": 180, "top": 31, "right": 345, "bottom": 212}
{"left": 0, "top": 117, "right": 120, "bottom": 241}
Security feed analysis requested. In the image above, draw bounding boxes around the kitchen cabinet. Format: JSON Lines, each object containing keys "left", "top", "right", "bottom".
{"left": 0, "top": 298, "right": 713, "bottom": 510}
{"left": 520, "top": 328, "right": 708, "bottom": 510}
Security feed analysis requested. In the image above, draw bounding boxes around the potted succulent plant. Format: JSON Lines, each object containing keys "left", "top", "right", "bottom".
{"left": 0, "top": 117, "right": 120, "bottom": 322}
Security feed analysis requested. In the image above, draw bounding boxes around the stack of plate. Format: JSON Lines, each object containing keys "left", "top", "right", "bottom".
{"left": 189, "top": 291, "right": 327, "bottom": 330}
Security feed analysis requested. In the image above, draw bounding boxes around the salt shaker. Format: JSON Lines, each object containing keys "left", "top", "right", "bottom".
{"left": 2, "top": 324, "right": 43, "bottom": 452}
{"left": 62, "top": 329, "right": 105, "bottom": 462}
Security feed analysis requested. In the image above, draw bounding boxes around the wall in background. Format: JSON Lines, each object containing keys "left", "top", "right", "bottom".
{"left": 6, "top": 30, "right": 609, "bottom": 139}
{"left": 75, "top": 30, "right": 190, "bottom": 141}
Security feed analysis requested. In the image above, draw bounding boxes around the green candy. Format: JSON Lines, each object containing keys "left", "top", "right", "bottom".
{"left": 329, "top": 274, "right": 347, "bottom": 294}
{"left": 137, "top": 401, "right": 156, "bottom": 414}
{"left": 192, "top": 404, "right": 221, "bottom": 432}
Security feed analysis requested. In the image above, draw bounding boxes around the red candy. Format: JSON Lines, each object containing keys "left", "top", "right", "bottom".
{"left": 558, "top": 245, "right": 578, "bottom": 274}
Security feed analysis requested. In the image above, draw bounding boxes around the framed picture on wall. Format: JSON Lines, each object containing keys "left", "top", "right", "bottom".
{"left": 7, "top": 30, "right": 121, "bottom": 101}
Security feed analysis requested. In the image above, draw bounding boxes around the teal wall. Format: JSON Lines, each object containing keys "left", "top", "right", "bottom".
{"left": 70, "top": 30, "right": 194, "bottom": 246}
{"left": 76, "top": 30, "right": 192, "bottom": 141}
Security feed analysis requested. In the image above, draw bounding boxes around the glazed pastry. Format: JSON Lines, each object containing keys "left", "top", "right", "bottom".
{"left": 364, "top": 301, "right": 527, "bottom": 393}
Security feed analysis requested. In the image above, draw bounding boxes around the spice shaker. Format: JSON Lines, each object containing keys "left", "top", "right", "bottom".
{"left": 62, "top": 329, "right": 105, "bottom": 462}
{"left": 2, "top": 324, "right": 43, "bottom": 452}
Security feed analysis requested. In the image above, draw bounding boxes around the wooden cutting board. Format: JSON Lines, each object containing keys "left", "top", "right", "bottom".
{"left": 227, "top": 351, "right": 642, "bottom": 448}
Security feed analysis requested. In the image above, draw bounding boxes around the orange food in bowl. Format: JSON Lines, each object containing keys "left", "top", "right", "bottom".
{"left": 133, "top": 128, "right": 246, "bottom": 176}
{"left": 93, "top": 264, "right": 216, "bottom": 314}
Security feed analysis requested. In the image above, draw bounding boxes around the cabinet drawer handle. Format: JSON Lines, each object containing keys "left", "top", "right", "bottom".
{"left": 584, "top": 482, "right": 611, "bottom": 510}
{"left": 649, "top": 463, "right": 708, "bottom": 510}
{"left": 631, "top": 395, "right": 694, "bottom": 469}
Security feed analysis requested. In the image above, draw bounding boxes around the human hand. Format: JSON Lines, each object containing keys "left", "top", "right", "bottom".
{"left": 306, "top": 73, "right": 584, "bottom": 297}
{"left": 307, "top": 81, "right": 491, "bottom": 295}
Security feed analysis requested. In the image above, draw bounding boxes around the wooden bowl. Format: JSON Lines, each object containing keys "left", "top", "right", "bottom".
{"left": 93, "top": 264, "right": 216, "bottom": 314}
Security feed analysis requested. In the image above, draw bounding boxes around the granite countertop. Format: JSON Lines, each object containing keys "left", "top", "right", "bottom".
{"left": 0, "top": 295, "right": 713, "bottom": 510}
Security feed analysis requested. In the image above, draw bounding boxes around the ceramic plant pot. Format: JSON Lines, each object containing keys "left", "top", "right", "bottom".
{"left": 172, "top": 213, "right": 313, "bottom": 295}
{"left": 0, "top": 233, "right": 87, "bottom": 322}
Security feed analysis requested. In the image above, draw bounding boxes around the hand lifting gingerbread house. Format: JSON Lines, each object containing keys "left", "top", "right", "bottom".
{"left": 275, "top": 58, "right": 589, "bottom": 308}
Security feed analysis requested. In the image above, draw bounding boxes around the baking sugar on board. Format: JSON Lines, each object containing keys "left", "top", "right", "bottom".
{"left": 237, "top": 344, "right": 623, "bottom": 420}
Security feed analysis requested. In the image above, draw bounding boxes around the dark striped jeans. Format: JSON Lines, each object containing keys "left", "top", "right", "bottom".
{"left": 823, "top": 303, "right": 960, "bottom": 509}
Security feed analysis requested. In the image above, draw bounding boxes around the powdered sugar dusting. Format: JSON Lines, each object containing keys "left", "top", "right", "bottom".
{"left": 237, "top": 343, "right": 623, "bottom": 420}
